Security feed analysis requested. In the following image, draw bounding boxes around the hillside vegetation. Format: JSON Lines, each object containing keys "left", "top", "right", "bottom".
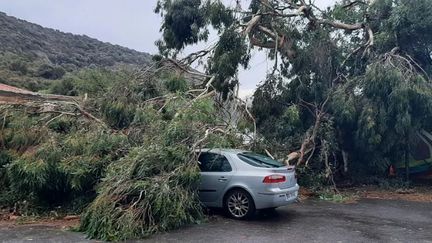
{"left": 0, "top": 12, "right": 152, "bottom": 91}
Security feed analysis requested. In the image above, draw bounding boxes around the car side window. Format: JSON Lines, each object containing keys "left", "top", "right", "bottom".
{"left": 198, "top": 152, "right": 232, "bottom": 172}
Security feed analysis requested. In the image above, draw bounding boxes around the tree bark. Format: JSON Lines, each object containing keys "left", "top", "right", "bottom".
{"left": 405, "top": 148, "right": 410, "bottom": 182}
{"left": 342, "top": 150, "right": 349, "bottom": 173}
{"left": 0, "top": 83, "right": 107, "bottom": 128}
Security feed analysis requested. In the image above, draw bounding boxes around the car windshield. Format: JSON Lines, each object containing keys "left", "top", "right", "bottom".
{"left": 237, "top": 152, "right": 285, "bottom": 168}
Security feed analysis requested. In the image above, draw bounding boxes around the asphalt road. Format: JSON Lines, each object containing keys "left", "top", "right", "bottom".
{"left": 1, "top": 199, "right": 431, "bottom": 243}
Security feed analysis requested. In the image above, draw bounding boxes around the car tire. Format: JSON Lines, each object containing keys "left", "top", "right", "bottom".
{"left": 224, "top": 189, "right": 255, "bottom": 219}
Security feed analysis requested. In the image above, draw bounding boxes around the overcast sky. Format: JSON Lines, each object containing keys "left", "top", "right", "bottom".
{"left": 0, "top": 0, "right": 334, "bottom": 97}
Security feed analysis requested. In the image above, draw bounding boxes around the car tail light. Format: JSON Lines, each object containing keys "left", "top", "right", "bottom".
{"left": 263, "top": 175, "right": 286, "bottom": 184}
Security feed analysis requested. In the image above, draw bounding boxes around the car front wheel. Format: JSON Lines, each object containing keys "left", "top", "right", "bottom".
{"left": 224, "top": 189, "right": 255, "bottom": 219}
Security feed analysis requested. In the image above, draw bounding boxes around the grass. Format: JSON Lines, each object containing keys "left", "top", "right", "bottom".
{"left": 317, "top": 189, "right": 359, "bottom": 203}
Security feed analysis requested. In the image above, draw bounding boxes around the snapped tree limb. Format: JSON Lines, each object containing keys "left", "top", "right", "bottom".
{"left": 0, "top": 83, "right": 108, "bottom": 128}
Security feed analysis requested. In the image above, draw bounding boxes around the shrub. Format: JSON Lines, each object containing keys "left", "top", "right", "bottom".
{"left": 50, "top": 78, "right": 78, "bottom": 96}
{"left": 2, "top": 115, "right": 48, "bottom": 152}
{"left": 164, "top": 76, "right": 189, "bottom": 93}
{"left": 297, "top": 167, "right": 327, "bottom": 191}
{"left": 60, "top": 130, "right": 128, "bottom": 192}
{"left": 0, "top": 150, "right": 13, "bottom": 195}
{"left": 47, "top": 116, "right": 76, "bottom": 133}
{"left": 9, "top": 61, "right": 28, "bottom": 75}
{"left": 1, "top": 109, "right": 129, "bottom": 207}
{"left": 7, "top": 141, "right": 68, "bottom": 202}
{"left": 101, "top": 101, "right": 136, "bottom": 129}
{"left": 37, "top": 64, "right": 66, "bottom": 80}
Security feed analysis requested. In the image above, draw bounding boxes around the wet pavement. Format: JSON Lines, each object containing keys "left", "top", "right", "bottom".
{"left": 1, "top": 199, "right": 431, "bottom": 242}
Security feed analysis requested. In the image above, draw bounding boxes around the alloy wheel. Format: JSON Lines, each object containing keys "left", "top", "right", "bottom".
{"left": 227, "top": 192, "right": 250, "bottom": 218}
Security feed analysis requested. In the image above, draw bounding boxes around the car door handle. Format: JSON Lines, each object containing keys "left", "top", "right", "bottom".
{"left": 218, "top": 177, "right": 228, "bottom": 182}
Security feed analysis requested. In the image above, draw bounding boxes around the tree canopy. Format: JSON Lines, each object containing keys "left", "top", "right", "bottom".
{"left": 155, "top": 0, "right": 432, "bottom": 182}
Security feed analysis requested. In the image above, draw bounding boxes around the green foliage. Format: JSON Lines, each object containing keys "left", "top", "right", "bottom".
{"left": 1, "top": 114, "right": 48, "bottom": 152}
{"left": 2, "top": 8, "right": 248, "bottom": 240}
{"left": 318, "top": 190, "right": 356, "bottom": 203}
{"left": 80, "top": 166, "right": 203, "bottom": 241}
{"left": 0, "top": 150, "right": 13, "bottom": 193}
{"left": 388, "top": 0, "right": 432, "bottom": 66}
{"left": 72, "top": 69, "right": 127, "bottom": 96}
{"left": 155, "top": 0, "right": 248, "bottom": 93}
{"left": 49, "top": 68, "right": 129, "bottom": 96}
{"left": 152, "top": 0, "right": 432, "bottom": 188}
{"left": 59, "top": 131, "right": 128, "bottom": 192}
{"left": 50, "top": 78, "right": 78, "bottom": 96}
{"left": 240, "top": 1, "right": 432, "bottom": 182}
{"left": 206, "top": 0, "right": 234, "bottom": 29}
{"left": 1, "top": 60, "right": 245, "bottom": 240}
{"left": 347, "top": 57, "right": 432, "bottom": 175}
{"left": 209, "top": 28, "right": 250, "bottom": 96}
{"left": 7, "top": 143, "right": 66, "bottom": 204}
{"left": 0, "top": 109, "right": 128, "bottom": 207}
{"left": 296, "top": 167, "right": 326, "bottom": 191}
{"left": 164, "top": 75, "right": 189, "bottom": 93}
{"left": 79, "top": 96, "right": 239, "bottom": 240}
{"left": 8, "top": 61, "right": 28, "bottom": 75}
{"left": 47, "top": 116, "right": 76, "bottom": 134}
{"left": 36, "top": 64, "right": 66, "bottom": 80}
{"left": 101, "top": 100, "right": 136, "bottom": 129}
{"left": 156, "top": 0, "right": 207, "bottom": 51}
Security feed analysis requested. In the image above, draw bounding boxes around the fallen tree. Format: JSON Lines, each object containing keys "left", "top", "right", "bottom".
{"left": 0, "top": 61, "right": 254, "bottom": 240}
{"left": 154, "top": 0, "right": 432, "bottom": 188}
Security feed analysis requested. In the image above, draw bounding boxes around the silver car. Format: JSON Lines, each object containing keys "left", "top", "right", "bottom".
{"left": 197, "top": 148, "right": 299, "bottom": 219}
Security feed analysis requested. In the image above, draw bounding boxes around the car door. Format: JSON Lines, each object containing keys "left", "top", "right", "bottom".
{"left": 198, "top": 152, "right": 234, "bottom": 203}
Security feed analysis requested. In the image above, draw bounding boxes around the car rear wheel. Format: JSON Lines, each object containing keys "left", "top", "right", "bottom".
{"left": 224, "top": 189, "right": 255, "bottom": 219}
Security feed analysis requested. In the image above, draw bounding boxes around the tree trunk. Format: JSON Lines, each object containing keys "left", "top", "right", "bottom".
{"left": 342, "top": 150, "right": 349, "bottom": 173}
{"left": 405, "top": 148, "right": 410, "bottom": 182}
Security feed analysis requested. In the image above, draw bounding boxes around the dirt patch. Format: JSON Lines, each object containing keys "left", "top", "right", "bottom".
{"left": 0, "top": 211, "right": 79, "bottom": 229}
{"left": 341, "top": 186, "right": 432, "bottom": 203}
{"left": 300, "top": 185, "right": 432, "bottom": 204}
{"left": 299, "top": 187, "right": 317, "bottom": 201}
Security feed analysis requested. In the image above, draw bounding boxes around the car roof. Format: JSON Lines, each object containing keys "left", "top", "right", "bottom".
{"left": 195, "top": 148, "right": 248, "bottom": 154}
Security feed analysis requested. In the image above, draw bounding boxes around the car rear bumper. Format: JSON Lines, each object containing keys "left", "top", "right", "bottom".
{"left": 254, "top": 184, "right": 300, "bottom": 209}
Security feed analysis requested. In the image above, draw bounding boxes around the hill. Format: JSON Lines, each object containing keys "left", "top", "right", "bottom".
{"left": 0, "top": 12, "right": 152, "bottom": 90}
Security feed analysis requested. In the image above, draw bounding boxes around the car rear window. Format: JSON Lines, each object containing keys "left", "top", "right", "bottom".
{"left": 237, "top": 152, "right": 285, "bottom": 168}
